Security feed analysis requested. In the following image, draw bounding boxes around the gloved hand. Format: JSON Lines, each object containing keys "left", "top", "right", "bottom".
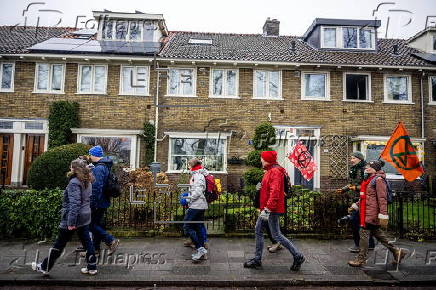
{"left": 255, "top": 182, "right": 262, "bottom": 191}
{"left": 180, "top": 192, "right": 189, "bottom": 198}
{"left": 259, "top": 208, "right": 271, "bottom": 221}
{"left": 379, "top": 218, "right": 388, "bottom": 229}
{"left": 179, "top": 198, "right": 188, "bottom": 207}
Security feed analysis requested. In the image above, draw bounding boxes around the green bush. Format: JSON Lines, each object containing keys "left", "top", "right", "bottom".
{"left": 143, "top": 122, "right": 156, "bottom": 166}
{"left": 48, "top": 101, "right": 80, "bottom": 148}
{"left": 0, "top": 189, "right": 63, "bottom": 240}
{"left": 242, "top": 168, "right": 264, "bottom": 198}
{"left": 27, "top": 143, "right": 90, "bottom": 190}
{"left": 245, "top": 150, "right": 262, "bottom": 168}
{"left": 253, "top": 121, "right": 276, "bottom": 150}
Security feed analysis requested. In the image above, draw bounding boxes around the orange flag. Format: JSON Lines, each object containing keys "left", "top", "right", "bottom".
{"left": 380, "top": 122, "right": 424, "bottom": 181}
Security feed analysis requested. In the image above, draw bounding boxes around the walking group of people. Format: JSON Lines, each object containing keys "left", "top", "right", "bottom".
{"left": 32, "top": 145, "right": 119, "bottom": 276}
{"left": 32, "top": 145, "right": 407, "bottom": 276}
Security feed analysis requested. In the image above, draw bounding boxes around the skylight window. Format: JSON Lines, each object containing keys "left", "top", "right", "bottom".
{"left": 188, "top": 38, "right": 213, "bottom": 45}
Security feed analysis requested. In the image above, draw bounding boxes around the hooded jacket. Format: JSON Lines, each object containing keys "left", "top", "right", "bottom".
{"left": 259, "top": 163, "right": 286, "bottom": 213}
{"left": 59, "top": 177, "right": 92, "bottom": 229}
{"left": 90, "top": 156, "right": 113, "bottom": 209}
{"left": 187, "top": 167, "right": 208, "bottom": 210}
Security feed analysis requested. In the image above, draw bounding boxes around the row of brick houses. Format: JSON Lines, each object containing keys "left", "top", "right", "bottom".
{"left": 0, "top": 10, "right": 435, "bottom": 191}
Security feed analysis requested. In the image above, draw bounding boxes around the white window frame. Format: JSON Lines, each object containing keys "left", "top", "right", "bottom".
{"left": 33, "top": 63, "right": 66, "bottom": 94}
{"left": 73, "top": 128, "right": 142, "bottom": 168}
{"left": 77, "top": 64, "right": 108, "bottom": 94}
{"left": 301, "top": 71, "right": 330, "bottom": 101}
{"left": 320, "top": 26, "right": 376, "bottom": 50}
{"left": 383, "top": 74, "right": 413, "bottom": 104}
{"left": 119, "top": 65, "right": 150, "bottom": 96}
{"left": 252, "top": 70, "right": 283, "bottom": 100}
{"left": 342, "top": 72, "right": 372, "bottom": 102}
{"left": 352, "top": 136, "right": 425, "bottom": 180}
{"left": 209, "top": 68, "right": 239, "bottom": 99}
{"left": 100, "top": 19, "right": 144, "bottom": 42}
{"left": 166, "top": 67, "right": 197, "bottom": 97}
{"left": 429, "top": 75, "right": 436, "bottom": 105}
{"left": 0, "top": 62, "right": 15, "bottom": 92}
{"left": 165, "top": 132, "right": 230, "bottom": 174}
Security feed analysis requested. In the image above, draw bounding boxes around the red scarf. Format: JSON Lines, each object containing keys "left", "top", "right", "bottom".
{"left": 359, "top": 175, "right": 375, "bottom": 227}
{"left": 190, "top": 164, "right": 203, "bottom": 172}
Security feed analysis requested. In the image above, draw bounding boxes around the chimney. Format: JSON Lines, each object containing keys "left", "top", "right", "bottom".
{"left": 263, "top": 17, "right": 280, "bottom": 37}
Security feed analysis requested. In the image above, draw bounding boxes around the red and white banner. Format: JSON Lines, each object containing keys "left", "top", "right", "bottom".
{"left": 288, "top": 142, "right": 317, "bottom": 181}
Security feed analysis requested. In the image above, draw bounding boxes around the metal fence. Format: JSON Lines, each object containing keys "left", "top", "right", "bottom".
{"left": 105, "top": 186, "right": 436, "bottom": 239}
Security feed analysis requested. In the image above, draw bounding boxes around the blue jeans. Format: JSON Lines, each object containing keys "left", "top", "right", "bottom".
{"left": 351, "top": 210, "right": 375, "bottom": 248}
{"left": 183, "top": 208, "right": 206, "bottom": 249}
{"left": 41, "top": 225, "right": 96, "bottom": 271}
{"left": 254, "top": 213, "right": 303, "bottom": 261}
{"left": 90, "top": 208, "right": 114, "bottom": 251}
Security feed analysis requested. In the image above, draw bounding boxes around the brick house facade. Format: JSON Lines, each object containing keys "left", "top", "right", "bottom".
{"left": 0, "top": 13, "right": 435, "bottom": 191}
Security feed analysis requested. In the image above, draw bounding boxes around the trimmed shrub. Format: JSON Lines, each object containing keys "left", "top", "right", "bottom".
{"left": 253, "top": 121, "right": 276, "bottom": 150}
{"left": 27, "top": 143, "right": 90, "bottom": 190}
{"left": 242, "top": 167, "right": 264, "bottom": 198}
{"left": 143, "top": 122, "right": 156, "bottom": 166}
{"left": 48, "top": 101, "right": 80, "bottom": 148}
{"left": 0, "top": 189, "right": 63, "bottom": 240}
{"left": 245, "top": 150, "right": 262, "bottom": 168}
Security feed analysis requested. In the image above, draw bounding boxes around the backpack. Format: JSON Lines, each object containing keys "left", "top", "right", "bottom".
{"left": 272, "top": 165, "right": 293, "bottom": 199}
{"left": 370, "top": 176, "right": 394, "bottom": 204}
{"left": 204, "top": 174, "right": 221, "bottom": 203}
{"left": 97, "top": 163, "right": 121, "bottom": 198}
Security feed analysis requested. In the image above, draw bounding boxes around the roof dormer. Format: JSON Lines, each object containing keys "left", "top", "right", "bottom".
{"left": 93, "top": 10, "right": 168, "bottom": 43}
{"left": 408, "top": 27, "right": 436, "bottom": 63}
{"left": 303, "top": 18, "right": 381, "bottom": 51}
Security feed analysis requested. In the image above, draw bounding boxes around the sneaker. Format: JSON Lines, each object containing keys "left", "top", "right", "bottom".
{"left": 348, "top": 258, "right": 366, "bottom": 267}
{"left": 192, "top": 247, "right": 207, "bottom": 262}
{"left": 31, "top": 262, "right": 49, "bottom": 276}
{"left": 392, "top": 248, "right": 409, "bottom": 265}
{"left": 268, "top": 243, "right": 283, "bottom": 253}
{"left": 290, "top": 254, "right": 305, "bottom": 271}
{"left": 75, "top": 246, "right": 86, "bottom": 252}
{"left": 81, "top": 267, "right": 98, "bottom": 275}
{"left": 107, "top": 239, "right": 120, "bottom": 256}
{"left": 348, "top": 246, "right": 360, "bottom": 253}
{"left": 243, "top": 258, "right": 262, "bottom": 269}
{"left": 183, "top": 240, "right": 196, "bottom": 249}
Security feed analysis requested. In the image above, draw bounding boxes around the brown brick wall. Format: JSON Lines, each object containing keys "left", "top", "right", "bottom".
{"left": 1, "top": 61, "right": 435, "bottom": 192}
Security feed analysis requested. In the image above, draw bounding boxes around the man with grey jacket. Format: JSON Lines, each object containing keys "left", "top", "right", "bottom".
{"left": 180, "top": 158, "right": 208, "bottom": 262}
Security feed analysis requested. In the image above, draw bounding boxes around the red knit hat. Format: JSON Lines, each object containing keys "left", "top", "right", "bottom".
{"left": 261, "top": 151, "right": 277, "bottom": 163}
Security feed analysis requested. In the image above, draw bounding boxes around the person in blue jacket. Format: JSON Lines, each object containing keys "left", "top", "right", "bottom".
{"left": 88, "top": 145, "right": 119, "bottom": 256}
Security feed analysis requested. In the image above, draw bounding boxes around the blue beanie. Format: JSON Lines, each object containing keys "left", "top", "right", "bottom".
{"left": 89, "top": 145, "right": 104, "bottom": 157}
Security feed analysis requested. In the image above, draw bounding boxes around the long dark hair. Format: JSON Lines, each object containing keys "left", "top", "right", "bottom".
{"left": 67, "top": 158, "right": 94, "bottom": 188}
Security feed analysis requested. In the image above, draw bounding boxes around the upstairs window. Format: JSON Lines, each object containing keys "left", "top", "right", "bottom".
{"left": 384, "top": 75, "right": 412, "bottom": 103}
{"left": 429, "top": 76, "right": 436, "bottom": 104}
{"left": 210, "top": 69, "right": 238, "bottom": 98}
{"left": 34, "top": 63, "right": 65, "bottom": 93}
{"left": 102, "top": 20, "right": 144, "bottom": 41}
{"left": 253, "top": 70, "right": 281, "bottom": 99}
{"left": 301, "top": 72, "right": 330, "bottom": 100}
{"left": 321, "top": 26, "right": 375, "bottom": 49}
{"left": 78, "top": 65, "right": 107, "bottom": 94}
{"left": 167, "top": 68, "right": 196, "bottom": 97}
{"left": 433, "top": 35, "right": 436, "bottom": 50}
{"left": 0, "top": 63, "right": 14, "bottom": 92}
{"left": 120, "top": 65, "right": 149, "bottom": 95}
{"left": 344, "top": 73, "right": 371, "bottom": 101}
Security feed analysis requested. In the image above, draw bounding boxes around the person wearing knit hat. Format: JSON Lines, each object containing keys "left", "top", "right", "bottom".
{"left": 86, "top": 145, "right": 120, "bottom": 257}
{"left": 244, "top": 151, "right": 305, "bottom": 272}
{"left": 337, "top": 151, "right": 375, "bottom": 253}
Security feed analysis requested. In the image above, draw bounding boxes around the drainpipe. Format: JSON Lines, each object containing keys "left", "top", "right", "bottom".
{"left": 153, "top": 65, "right": 160, "bottom": 163}
{"left": 420, "top": 72, "right": 425, "bottom": 139}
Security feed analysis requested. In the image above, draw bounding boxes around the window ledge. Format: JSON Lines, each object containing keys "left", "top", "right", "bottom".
{"left": 382, "top": 101, "right": 415, "bottom": 105}
{"left": 301, "top": 98, "right": 332, "bottom": 101}
{"left": 428, "top": 102, "right": 436, "bottom": 106}
{"left": 164, "top": 95, "right": 198, "bottom": 98}
{"left": 252, "top": 97, "right": 284, "bottom": 101}
{"left": 0, "top": 90, "right": 14, "bottom": 93}
{"left": 208, "top": 95, "right": 241, "bottom": 99}
{"left": 118, "top": 94, "right": 151, "bottom": 97}
{"left": 32, "top": 91, "right": 65, "bottom": 94}
{"left": 75, "top": 92, "right": 108, "bottom": 95}
{"left": 342, "top": 99, "right": 373, "bottom": 103}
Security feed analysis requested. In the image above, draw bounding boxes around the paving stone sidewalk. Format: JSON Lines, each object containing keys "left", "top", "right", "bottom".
{"left": 0, "top": 237, "right": 435, "bottom": 287}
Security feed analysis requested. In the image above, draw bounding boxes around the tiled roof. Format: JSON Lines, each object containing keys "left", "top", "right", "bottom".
{"left": 159, "top": 31, "right": 433, "bottom": 67}
{"left": 0, "top": 26, "right": 76, "bottom": 54}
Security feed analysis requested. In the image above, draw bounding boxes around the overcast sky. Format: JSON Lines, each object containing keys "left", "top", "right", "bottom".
{"left": 0, "top": 0, "right": 435, "bottom": 39}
